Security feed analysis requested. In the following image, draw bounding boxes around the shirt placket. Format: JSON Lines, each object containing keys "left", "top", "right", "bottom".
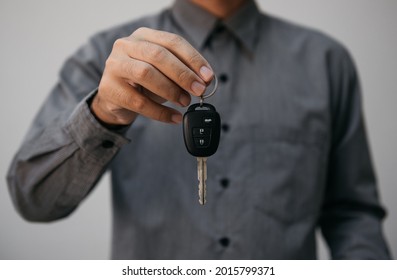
{"left": 202, "top": 24, "right": 242, "bottom": 257}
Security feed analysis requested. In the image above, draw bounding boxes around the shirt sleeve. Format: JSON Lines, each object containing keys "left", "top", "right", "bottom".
{"left": 6, "top": 36, "right": 130, "bottom": 222}
{"left": 319, "top": 45, "right": 391, "bottom": 259}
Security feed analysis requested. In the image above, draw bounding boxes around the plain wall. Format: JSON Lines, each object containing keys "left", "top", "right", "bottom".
{"left": 0, "top": 0, "right": 396, "bottom": 259}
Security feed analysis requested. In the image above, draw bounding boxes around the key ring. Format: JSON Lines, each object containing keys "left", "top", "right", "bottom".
{"left": 199, "top": 75, "right": 218, "bottom": 107}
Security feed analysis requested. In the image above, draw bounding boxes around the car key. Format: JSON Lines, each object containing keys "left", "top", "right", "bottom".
{"left": 183, "top": 102, "right": 221, "bottom": 205}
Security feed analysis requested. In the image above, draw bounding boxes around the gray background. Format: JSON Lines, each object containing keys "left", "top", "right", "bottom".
{"left": 0, "top": 0, "right": 395, "bottom": 259}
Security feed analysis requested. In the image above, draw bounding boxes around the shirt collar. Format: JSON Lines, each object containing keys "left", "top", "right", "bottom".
{"left": 171, "top": 0, "right": 261, "bottom": 52}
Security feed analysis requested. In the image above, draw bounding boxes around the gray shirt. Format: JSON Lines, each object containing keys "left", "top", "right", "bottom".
{"left": 7, "top": 0, "right": 390, "bottom": 259}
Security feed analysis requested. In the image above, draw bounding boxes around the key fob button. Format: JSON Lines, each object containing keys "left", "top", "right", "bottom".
{"left": 193, "top": 127, "right": 211, "bottom": 136}
{"left": 194, "top": 137, "right": 210, "bottom": 148}
{"left": 203, "top": 117, "right": 214, "bottom": 125}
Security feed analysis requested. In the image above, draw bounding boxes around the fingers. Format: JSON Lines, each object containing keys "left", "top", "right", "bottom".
{"left": 94, "top": 28, "right": 214, "bottom": 126}
{"left": 132, "top": 27, "right": 214, "bottom": 84}
{"left": 133, "top": 39, "right": 206, "bottom": 96}
{"left": 97, "top": 76, "right": 183, "bottom": 124}
{"left": 108, "top": 54, "right": 192, "bottom": 107}
{"left": 116, "top": 37, "right": 206, "bottom": 98}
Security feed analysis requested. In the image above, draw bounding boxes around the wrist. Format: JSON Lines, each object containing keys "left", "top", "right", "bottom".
{"left": 88, "top": 94, "right": 136, "bottom": 130}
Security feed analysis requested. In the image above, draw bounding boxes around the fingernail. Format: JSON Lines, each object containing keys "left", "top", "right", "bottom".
{"left": 191, "top": 81, "right": 206, "bottom": 96}
{"left": 171, "top": 114, "right": 182, "bottom": 124}
{"left": 200, "top": 66, "right": 213, "bottom": 81}
{"left": 179, "top": 94, "right": 191, "bottom": 107}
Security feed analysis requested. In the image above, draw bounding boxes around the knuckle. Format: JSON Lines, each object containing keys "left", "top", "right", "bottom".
{"left": 168, "top": 33, "right": 185, "bottom": 48}
{"left": 113, "top": 38, "right": 127, "bottom": 50}
{"left": 169, "top": 86, "right": 183, "bottom": 102}
{"left": 131, "top": 95, "right": 147, "bottom": 111}
{"left": 147, "top": 44, "right": 166, "bottom": 62}
{"left": 187, "top": 51, "right": 203, "bottom": 66}
{"left": 157, "top": 107, "right": 169, "bottom": 122}
{"left": 133, "top": 63, "right": 152, "bottom": 81}
{"left": 177, "top": 69, "right": 191, "bottom": 83}
{"left": 120, "top": 59, "right": 134, "bottom": 78}
{"left": 133, "top": 27, "right": 149, "bottom": 37}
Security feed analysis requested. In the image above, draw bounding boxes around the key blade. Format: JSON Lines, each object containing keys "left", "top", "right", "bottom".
{"left": 197, "top": 157, "right": 207, "bottom": 205}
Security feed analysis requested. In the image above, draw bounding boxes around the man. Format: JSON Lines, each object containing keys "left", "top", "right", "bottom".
{"left": 7, "top": 0, "right": 391, "bottom": 259}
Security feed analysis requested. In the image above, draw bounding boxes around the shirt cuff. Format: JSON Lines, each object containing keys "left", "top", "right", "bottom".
{"left": 65, "top": 89, "right": 130, "bottom": 162}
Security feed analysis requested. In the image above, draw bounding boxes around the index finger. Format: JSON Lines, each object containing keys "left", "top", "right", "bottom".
{"left": 132, "top": 27, "right": 214, "bottom": 83}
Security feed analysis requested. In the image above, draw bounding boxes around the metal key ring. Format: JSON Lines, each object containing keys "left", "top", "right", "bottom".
{"left": 199, "top": 75, "right": 218, "bottom": 107}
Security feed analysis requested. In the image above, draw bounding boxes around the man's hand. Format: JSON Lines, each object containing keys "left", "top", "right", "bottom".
{"left": 91, "top": 27, "right": 214, "bottom": 125}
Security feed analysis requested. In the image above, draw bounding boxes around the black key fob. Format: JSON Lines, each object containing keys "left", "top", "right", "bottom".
{"left": 183, "top": 103, "right": 221, "bottom": 157}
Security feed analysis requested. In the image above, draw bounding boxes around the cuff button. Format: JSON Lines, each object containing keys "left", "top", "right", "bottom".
{"left": 102, "top": 140, "right": 115, "bottom": 149}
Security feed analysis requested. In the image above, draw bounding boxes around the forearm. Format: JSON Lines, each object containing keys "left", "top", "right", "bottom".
{"left": 7, "top": 95, "right": 129, "bottom": 221}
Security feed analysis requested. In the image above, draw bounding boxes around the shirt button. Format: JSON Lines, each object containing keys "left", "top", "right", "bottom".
{"left": 219, "top": 73, "right": 229, "bottom": 83}
{"left": 220, "top": 178, "right": 229, "bottom": 189}
{"left": 221, "top": 123, "right": 230, "bottom": 133}
{"left": 102, "top": 140, "right": 115, "bottom": 149}
{"left": 219, "top": 237, "right": 230, "bottom": 247}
